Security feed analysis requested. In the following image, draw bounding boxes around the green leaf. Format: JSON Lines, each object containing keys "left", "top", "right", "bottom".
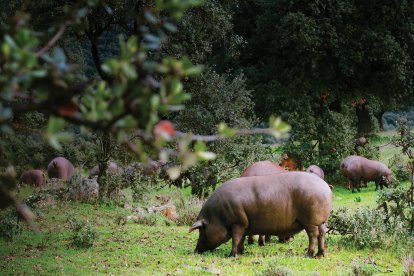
{"left": 194, "top": 141, "right": 206, "bottom": 152}
{"left": 196, "top": 151, "right": 217, "bottom": 161}
{"left": 218, "top": 123, "right": 236, "bottom": 137}
{"left": 47, "top": 117, "right": 65, "bottom": 133}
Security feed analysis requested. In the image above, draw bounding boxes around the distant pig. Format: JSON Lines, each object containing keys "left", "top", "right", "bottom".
{"left": 340, "top": 155, "right": 392, "bottom": 192}
{"left": 306, "top": 165, "right": 325, "bottom": 180}
{"left": 190, "top": 172, "right": 332, "bottom": 257}
{"left": 240, "top": 161, "right": 287, "bottom": 246}
{"left": 20, "top": 169, "right": 46, "bottom": 187}
{"left": 47, "top": 157, "right": 75, "bottom": 181}
{"left": 89, "top": 162, "right": 121, "bottom": 178}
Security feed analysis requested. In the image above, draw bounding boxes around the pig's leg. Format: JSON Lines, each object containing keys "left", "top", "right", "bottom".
{"left": 258, "top": 235, "right": 265, "bottom": 246}
{"left": 316, "top": 224, "right": 327, "bottom": 257}
{"left": 247, "top": 235, "right": 254, "bottom": 245}
{"left": 237, "top": 235, "right": 245, "bottom": 254}
{"left": 229, "top": 224, "right": 245, "bottom": 257}
{"left": 305, "top": 225, "right": 319, "bottom": 257}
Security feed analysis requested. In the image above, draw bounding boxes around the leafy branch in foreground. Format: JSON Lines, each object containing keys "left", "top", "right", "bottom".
{"left": 0, "top": 0, "right": 289, "bottom": 217}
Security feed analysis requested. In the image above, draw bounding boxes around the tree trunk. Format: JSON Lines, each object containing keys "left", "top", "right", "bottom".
{"left": 97, "top": 132, "right": 112, "bottom": 200}
{"left": 355, "top": 104, "right": 372, "bottom": 136}
{"left": 375, "top": 110, "right": 385, "bottom": 131}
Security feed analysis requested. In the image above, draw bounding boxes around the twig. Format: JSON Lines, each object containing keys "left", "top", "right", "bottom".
{"left": 36, "top": 22, "right": 69, "bottom": 57}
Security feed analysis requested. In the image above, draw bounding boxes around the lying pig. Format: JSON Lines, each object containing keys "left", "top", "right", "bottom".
{"left": 190, "top": 172, "right": 332, "bottom": 257}
{"left": 340, "top": 155, "right": 392, "bottom": 192}
{"left": 240, "top": 160, "right": 287, "bottom": 246}
{"left": 47, "top": 157, "right": 75, "bottom": 181}
{"left": 20, "top": 169, "right": 46, "bottom": 187}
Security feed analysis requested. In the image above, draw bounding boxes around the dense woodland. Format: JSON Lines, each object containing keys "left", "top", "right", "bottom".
{"left": 2, "top": 0, "right": 414, "bottom": 274}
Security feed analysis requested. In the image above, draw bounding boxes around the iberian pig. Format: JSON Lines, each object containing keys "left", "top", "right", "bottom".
{"left": 340, "top": 155, "right": 392, "bottom": 192}
{"left": 189, "top": 172, "right": 332, "bottom": 257}
{"left": 20, "top": 169, "right": 46, "bottom": 187}
{"left": 89, "top": 162, "right": 121, "bottom": 178}
{"left": 240, "top": 160, "right": 287, "bottom": 246}
{"left": 47, "top": 157, "right": 75, "bottom": 181}
{"left": 306, "top": 165, "right": 325, "bottom": 180}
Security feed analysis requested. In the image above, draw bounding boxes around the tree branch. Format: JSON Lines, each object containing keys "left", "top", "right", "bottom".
{"left": 36, "top": 22, "right": 69, "bottom": 57}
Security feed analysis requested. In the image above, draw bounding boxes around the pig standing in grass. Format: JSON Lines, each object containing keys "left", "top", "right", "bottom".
{"left": 47, "top": 157, "right": 75, "bottom": 181}
{"left": 20, "top": 169, "right": 46, "bottom": 187}
{"left": 190, "top": 172, "right": 332, "bottom": 257}
{"left": 240, "top": 160, "right": 287, "bottom": 246}
{"left": 340, "top": 155, "right": 392, "bottom": 192}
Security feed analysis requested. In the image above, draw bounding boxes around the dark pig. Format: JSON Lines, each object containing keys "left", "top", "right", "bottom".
{"left": 20, "top": 169, "right": 46, "bottom": 187}
{"left": 47, "top": 157, "right": 75, "bottom": 181}
{"left": 340, "top": 155, "right": 392, "bottom": 192}
{"left": 189, "top": 172, "right": 332, "bottom": 257}
{"left": 240, "top": 160, "right": 287, "bottom": 246}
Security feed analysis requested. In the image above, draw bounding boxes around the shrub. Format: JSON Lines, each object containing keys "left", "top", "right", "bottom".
{"left": 388, "top": 154, "right": 410, "bottom": 182}
{"left": 69, "top": 219, "right": 98, "bottom": 248}
{"left": 403, "top": 255, "right": 414, "bottom": 276}
{"left": 351, "top": 258, "right": 376, "bottom": 276}
{"left": 256, "top": 265, "right": 292, "bottom": 276}
{"left": 327, "top": 207, "right": 404, "bottom": 249}
{"left": 175, "top": 196, "right": 204, "bottom": 226}
{"left": 0, "top": 208, "right": 22, "bottom": 241}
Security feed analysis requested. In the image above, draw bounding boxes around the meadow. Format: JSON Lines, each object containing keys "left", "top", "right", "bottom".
{"left": 0, "top": 133, "right": 412, "bottom": 275}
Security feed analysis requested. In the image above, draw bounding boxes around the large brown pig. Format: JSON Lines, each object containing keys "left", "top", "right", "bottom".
{"left": 240, "top": 161, "right": 287, "bottom": 246}
{"left": 189, "top": 172, "right": 332, "bottom": 257}
{"left": 340, "top": 155, "right": 392, "bottom": 193}
{"left": 20, "top": 169, "right": 46, "bottom": 187}
{"left": 47, "top": 157, "right": 75, "bottom": 181}
{"left": 89, "top": 162, "right": 121, "bottom": 178}
{"left": 306, "top": 165, "right": 325, "bottom": 180}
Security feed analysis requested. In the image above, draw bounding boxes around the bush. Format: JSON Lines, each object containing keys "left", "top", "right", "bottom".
{"left": 403, "top": 255, "right": 414, "bottom": 276}
{"left": 351, "top": 258, "right": 376, "bottom": 276}
{"left": 69, "top": 219, "right": 98, "bottom": 248}
{"left": 256, "top": 264, "right": 292, "bottom": 276}
{"left": 129, "top": 213, "right": 176, "bottom": 226}
{"left": 0, "top": 208, "right": 22, "bottom": 241}
{"left": 174, "top": 196, "right": 204, "bottom": 226}
{"left": 388, "top": 154, "right": 410, "bottom": 182}
{"left": 327, "top": 207, "right": 407, "bottom": 249}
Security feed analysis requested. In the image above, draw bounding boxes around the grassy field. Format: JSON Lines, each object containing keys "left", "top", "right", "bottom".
{"left": 0, "top": 132, "right": 411, "bottom": 275}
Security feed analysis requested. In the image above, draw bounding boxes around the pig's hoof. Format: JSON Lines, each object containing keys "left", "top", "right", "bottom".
{"left": 315, "top": 251, "right": 325, "bottom": 258}
{"left": 306, "top": 250, "right": 315, "bottom": 258}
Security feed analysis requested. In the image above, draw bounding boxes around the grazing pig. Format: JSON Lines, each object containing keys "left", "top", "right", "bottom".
{"left": 47, "top": 157, "right": 75, "bottom": 181}
{"left": 306, "top": 165, "right": 325, "bottom": 180}
{"left": 89, "top": 162, "right": 121, "bottom": 178}
{"left": 340, "top": 155, "right": 392, "bottom": 192}
{"left": 20, "top": 169, "right": 46, "bottom": 187}
{"left": 189, "top": 172, "right": 332, "bottom": 257}
{"left": 240, "top": 161, "right": 287, "bottom": 246}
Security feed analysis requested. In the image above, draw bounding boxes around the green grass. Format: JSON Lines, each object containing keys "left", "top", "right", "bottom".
{"left": 0, "top": 131, "right": 411, "bottom": 275}
{"left": 0, "top": 184, "right": 407, "bottom": 276}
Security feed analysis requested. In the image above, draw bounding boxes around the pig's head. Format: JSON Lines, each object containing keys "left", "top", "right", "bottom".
{"left": 189, "top": 219, "right": 230, "bottom": 254}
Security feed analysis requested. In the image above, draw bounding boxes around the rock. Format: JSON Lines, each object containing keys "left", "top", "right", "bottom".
{"left": 66, "top": 177, "right": 99, "bottom": 202}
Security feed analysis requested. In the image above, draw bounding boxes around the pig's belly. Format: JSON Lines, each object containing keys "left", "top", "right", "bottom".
{"left": 245, "top": 209, "right": 302, "bottom": 235}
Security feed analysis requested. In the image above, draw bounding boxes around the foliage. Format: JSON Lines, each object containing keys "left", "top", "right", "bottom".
{"left": 351, "top": 258, "right": 376, "bottom": 276}
{"left": 328, "top": 207, "right": 407, "bottom": 249}
{"left": 0, "top": 207, "right": 22, "bottom": 241}
{"left": 256, "top": 264, "right": 293, "bottom": 276}
{"left": 403, "top": 255, "right": 414, "bottom": 276}
{"left": 128, "top": 213, "right": 176, "bottom": 227}
{"left": 388, "top": 154, "right": 411, "bottom": 182}
{"left": 69, "top": 219, "right": 98, "bottom": 248}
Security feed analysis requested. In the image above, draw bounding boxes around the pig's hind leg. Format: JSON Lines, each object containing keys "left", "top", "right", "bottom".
{"left": 229, "top": 224, "right": 246, "bottom": 257}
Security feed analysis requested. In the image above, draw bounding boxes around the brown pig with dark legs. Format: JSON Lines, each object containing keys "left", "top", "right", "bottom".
{"left": 340, "top": 155, "right": 392, "bottom": 192}
{"left": 189, "top": 172, "right": 332, "bottom": 258}
{"left": 240, "top": 160, "right": 288, "bottom": 246}
{"left": 20, "top": 169, "right": 46, "bottom": 187}
{"left": 47, "top": 157, "right": 75, "bottom": 181}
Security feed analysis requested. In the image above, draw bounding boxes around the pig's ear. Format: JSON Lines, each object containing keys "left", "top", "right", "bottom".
{"left": 189, "top": 219, "right": 207, "bottom": 233}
